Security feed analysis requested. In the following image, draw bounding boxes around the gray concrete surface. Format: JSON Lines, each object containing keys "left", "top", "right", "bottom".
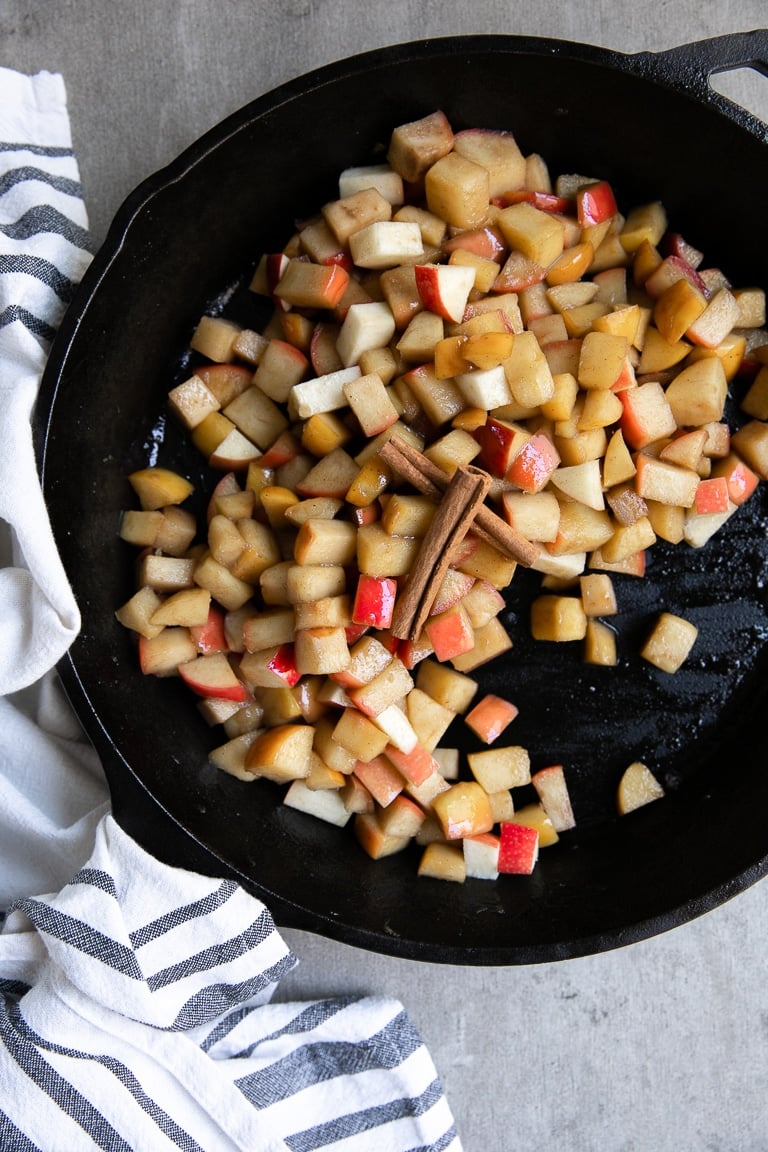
{"left": 4, "top": 3, "right": 768, "bottom": 1149}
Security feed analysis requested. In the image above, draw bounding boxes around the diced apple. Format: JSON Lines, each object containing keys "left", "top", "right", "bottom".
{"left": 432, "top": 781, "right": 494, "bottom": 840}
{"left": 464, "top": 694, "right": 519, "bottom": 744}
{"left": 641, "top": 611, "right": 698, "bottom": 672}
{"left": 497, "top": 201, "right": 565, "bottom": 268}
{"left": 239, "top": 644, "right": 301, "bottom": 689}
{"left": 244, "top": 723, "right": 314, "bottom": 783}
{"left": 349, "top": 221, "right": 423, "bottom": 269}
{"left": 617, "top": 760, "right": 665, "bottom": 814}
{"left": 129, "top": 467, "right": 194, "bottom": 511}
{"left": 498, "top": 821, "right": 539, "bottom": 874}
{"left": 664, "top": 358, "right": 728, "bottom": 427}
{"left": 414, "top": 262, "right": 476, "bottom": 323}
{"left": 138, "top": 627, "right": 198, "bottom": 677}
{"left": 531, "top": 764, "right": 575, "bottom": 831}
{"left": 619, "top": 382, "right": 678, "bottom": 450}
{"left": 387, "top": 109, "right": 455, "bottom": 183}
{"left": 425, "top": 151, "right": 490, "bottom": 230}
{"left": 418, "top": 842, "right": 466, "bottom": 882}
{"left": 530, "top": 594, "right": 588, "bottom": 642}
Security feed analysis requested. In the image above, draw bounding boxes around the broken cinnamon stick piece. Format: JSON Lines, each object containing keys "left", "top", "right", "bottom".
{"left": 390, "top": 465, "right": 491, "bottom": 641}
{"left": 379, "top": 435, "right": 538, "bottom": 567}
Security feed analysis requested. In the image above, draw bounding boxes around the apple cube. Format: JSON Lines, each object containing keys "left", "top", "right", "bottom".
{"left": 115, "top": 585, "right": 165, "bottom": 640}
{"left": 342, "top": 371, "right": 399, "bottom": 436}
{"left": 664, "top": 358, "right": 728, "bottom": 427}
{"left": 349, "top": 656, "right": 413, "bottom": 717}
{"left": 239, "top": 644, "right": 301, "bottom": 689}
{"left": 641, "top": 612, "right": 698, "bottom": 672}
{"left": 425, "top": 151, "right": 490, "bottom": 230}
{"left": 397, "top": 311, "right": 445, "bottom": 363}
{"left": 424, "top": 603, "right": 475, "bottom": 662}
{"left": 283, "top": 780, "right": 351, "bottom": 827}
{"left": 619, "top": 382, "right": 678, "bottom": 450}
{"left": 432, "top": 781, "right": 494, "bottom": 840}
{"left": 349, "top": 221, "right": 424, "bottom": 270}
{"left": 686, "top": 287, "right": 740, "bottom": 348}
{"left": 189, "top": 315, "right": 242, "bottom": 362}
{"left": 731, "top": 420, "right": 768, "bottom": 479}
{"left": 498, "top": 822, "right": 539, "bottom": 874}
{"left": 415, "top": 659, "right": 479, "bottom": 714}
{"left": 128, "top": 467, "right": 194, "bottom": 511}
{"left": 414, "top": 262, "right": 475, "bottom": 324}
{"left": 209, "top": 731, "right": 261, "bottom": 781}
{"left": 463, "top": 832, "right": 501, "bottom": 880}
{"left": 224, "top": 385, "right": 289, "bottom": 450}
{"left": 711, "top": 453, "right": 760, "bottom": 506}
{"left": 168, "top": 374, "right": 221, "bottom": 430}
{"left": 584, "top": 618, "right": 618, "bottom": 666}
{"left": 336, "top": 302, "right": 397, "bottom": 367}
{"left": 244, "top": 723, "right": 314, "bottom": 783}
{"left": 387, "top": 109, "right": 455, "bottom": 183}
{"left": 531, "top": 764, "right": 575, "bottom": 831}
{"left": 405, "top": 688, "right": 455, "bottom": 751}
{"left": 634, "top": 453, "right": 700, "bottom": 508}
{"left": 338, "top": 162, "right": 404, "bottom": 205}
{"left": 454, "top": 364, "right": 513, "bottom": 409}
{"left": 468, "top": 745, "right": 531, "bottom": 792}
{"left": 150, "top": 587, "right": 211, "bottom": 629}
{"left": 355, "top": 811, "right": 410, "bottom": 859}
{"left": 617, "top": 760, "right": 665, "bottom": 814}
{"left": 453, "top": 127, "right": 526, "bottom": 197}
{"left": 549, "top": 459, "right": 604, "bottom": 510}
{"left": 464, "top": 694, "right": 519, "bottom": 744}
{"left": 497, "top": 201, "right": 565, "bottom": 268}
{"left": 322, "top": 186, "right": 392, "bottom": 245}
{"left": 579, "top": 573, "right": 617, "bottom": 617}
{"left": 353, "top": 755, "right": 405, "bottom": 808}
{"left": 509, "top": 804, "right": 558, "bottom": 847}
{"left": 417, "top": 842, "right": 466, "bottom": 883}
{"left": 577, "top": 331, "right": 629, "bottom": 390}
{"left": 503, "top": 330, "right": 556, "bottom": 409}
{"left": 530, "top": 595, "right": 588, "bottom": 642}
{"left": 450, "top": 616, "right": 512, "bottom": 672}
{"left": 294, "top": 626, "right": 350, "bottom": 675}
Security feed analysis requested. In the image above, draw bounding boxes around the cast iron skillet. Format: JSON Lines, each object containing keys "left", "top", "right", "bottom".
{"left": 35, "top": 32, "right": 768, "bottom": 965}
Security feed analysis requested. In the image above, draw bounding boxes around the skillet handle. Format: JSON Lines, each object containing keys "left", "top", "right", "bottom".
{"left": 638, "top": 30, "right": 768, "bottom": 114}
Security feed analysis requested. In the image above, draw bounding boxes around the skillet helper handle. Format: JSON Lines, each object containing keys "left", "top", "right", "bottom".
{"left": 639, "top": 29, "right": 768, "bottom": 111}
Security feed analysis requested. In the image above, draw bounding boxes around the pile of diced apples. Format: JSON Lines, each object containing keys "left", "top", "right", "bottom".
{"left": 116, "top": 109, "right": 768, "bottom": 879}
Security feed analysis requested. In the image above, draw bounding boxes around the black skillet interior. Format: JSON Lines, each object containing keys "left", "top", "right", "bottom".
{"left": 36, "top": 34, "right": 768, "bottom": 964}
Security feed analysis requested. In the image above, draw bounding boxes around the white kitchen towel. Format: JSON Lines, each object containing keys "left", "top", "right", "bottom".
{"left": 0, "top": 69, "right": 462, "bottom": 1152}
{"left": 1, "top": 816, "right": 461, "bottom": 1151}
{"left": 0, "top": 66, "right": 109, "bottom": 910}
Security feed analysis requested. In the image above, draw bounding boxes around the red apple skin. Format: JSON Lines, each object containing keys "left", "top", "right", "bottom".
{"left": 259, "top": 429, "right": 301, "bottom": 468}
{"left": 507, "top": 434, "right": 560, "bottom": 493}
{"left": 352, "top": 574, "right": 398, "bottom": 629}
{"left": 268, "top": 644, "right": 301, "bottom": 688}
{"left": 206, "top": 471, "right": 242, "bottom": 523}
{"left": 190, "top": 605, "right": 229, "bottom": 654}
{"left": 663, "top": 231, "right": 704, "bottom": 269}
{"left": 442, "top": 227, "right": 505, "bottom": 260}
{"left": 693, "top": 476, "right": 730, "bottom": 515}
{"left": 713, "top": 456, "right": 759, "bottom": 506}
{"left": 500, "top": 188, "right": 573, "bottom": 214}
{"left": 310, "top": 322, "right": 343, "bottom": 375}
{"left": 179, "top": 656, "right": 249, "bottom": 702}
{"left": 473, "top": 418, "right": 522, "bottom": 477}
{"left": 322, "top": 250, "right": 354, "bottom": 273}
{"left": 576, "top": 180, "right": 618, "bottom": 226}
{"left": 498, "top": 822, "right": 539, "bottom": 874}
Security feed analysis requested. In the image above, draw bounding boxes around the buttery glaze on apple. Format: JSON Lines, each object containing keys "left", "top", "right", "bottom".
{"left": 116, "top": 110, "right": 768, "bottom": 884}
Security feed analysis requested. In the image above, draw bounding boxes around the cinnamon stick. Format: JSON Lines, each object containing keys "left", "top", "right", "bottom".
{"left": 390, "top": 465, "right": 491, "bottom": 641}
{"left": 379, "top": 435, "right": 538, "bottom": 567}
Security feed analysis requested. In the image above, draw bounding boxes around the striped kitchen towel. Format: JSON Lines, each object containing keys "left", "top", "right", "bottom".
{"left": 0, "top": 69, "right": 462, "bottom": 1152}
{"left": 1, "top": 815, "right": 461, "bottom": 1151}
